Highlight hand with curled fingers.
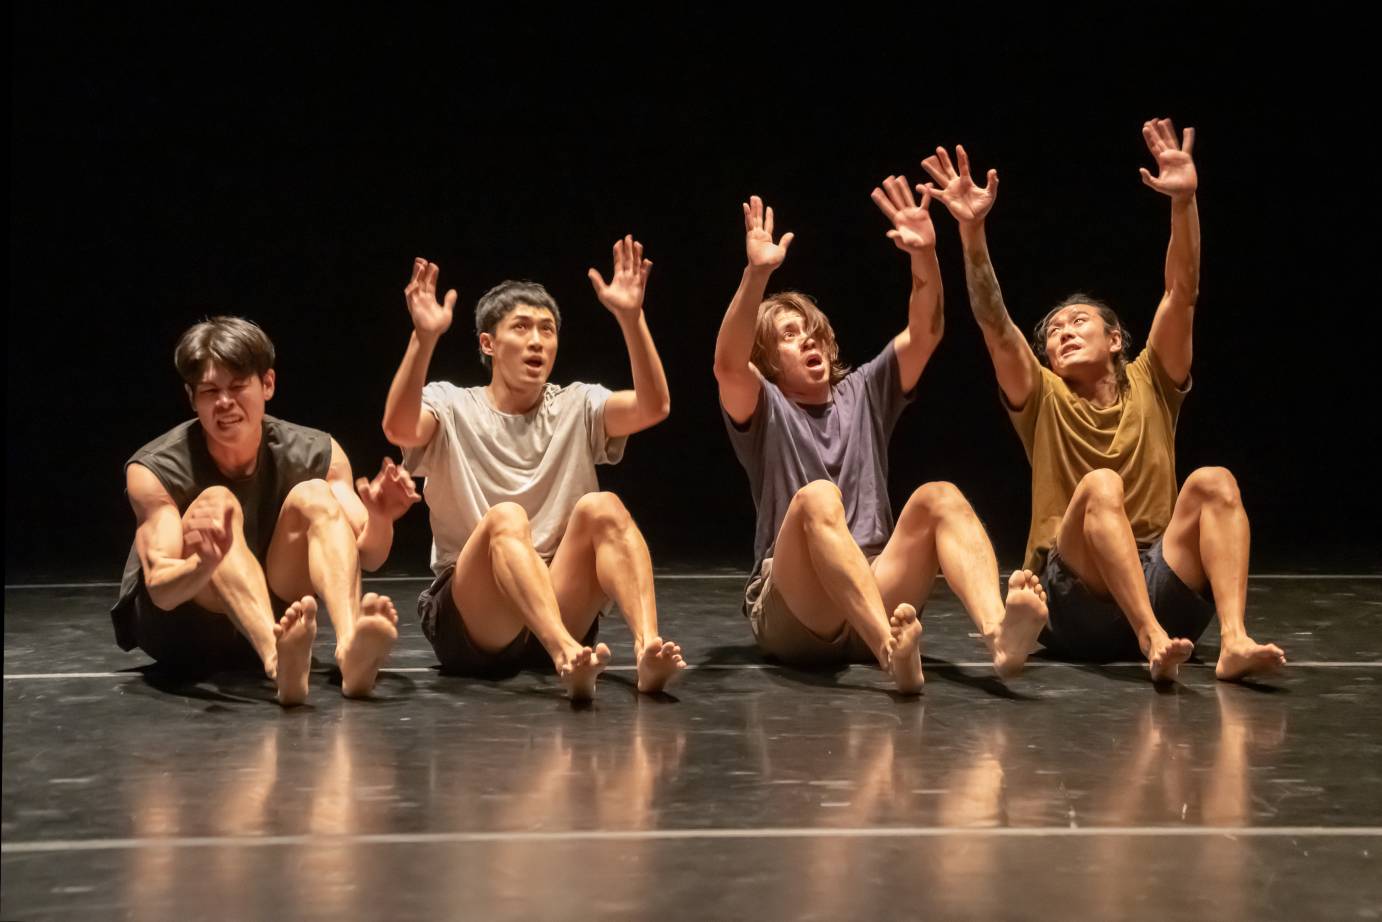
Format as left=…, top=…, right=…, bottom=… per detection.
left=870, top=175, right=937, bottom=254
left=920, top=145, right=999, bottom=228
left=356, top=458, right=422, bottom=522
left=1139, top=117, right=1197, bottom=200
left=404, top=258, right=457, bottom=339
left=183, top=499, right=235, bottom=569
left=743, top=195, right=794, bottom=272
left=588, top=235, right=653, bottom=320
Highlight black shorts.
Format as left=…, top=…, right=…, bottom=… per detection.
left=122, top=584, right=287, bottom=675
left=1038, top=537, right=1216, bottom=661
left=418, top=564, right=600, bottom=679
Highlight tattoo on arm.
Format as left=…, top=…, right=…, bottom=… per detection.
left=964, top=250, right=1012, bottom=333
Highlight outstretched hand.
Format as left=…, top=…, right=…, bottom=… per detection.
left=1140, top=117, right=1197, bottom=200
left=356, top=457, right=421, bottom=522
left=588, top=235, right=653, bottom=320
left=743, top=195, right=794, bottom=271
left=870, top=175, right=936, bottom=254
left=404, top=258, right=457, bottom=339
left=920, top=145, right=999, bottom=227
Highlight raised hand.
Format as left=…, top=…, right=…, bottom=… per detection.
left=920, top=145, right=999, bottom=227
left=404, top=258, right=457, bottom=339
left=1140, top=117, right=1197, bottom=200
left=743, top=195, right=794, bottom=271
left=587, top=235, right=653, bottom=320
left=356, top=457, right=421, bottom=522
left=870, top=175, right=936, bottom=254
left=184, top=502, right=234, bottom=569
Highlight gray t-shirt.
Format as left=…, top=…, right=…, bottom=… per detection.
left=403, top=381, right=627, bottom=574
left=722, top=341, right=915, bottom=573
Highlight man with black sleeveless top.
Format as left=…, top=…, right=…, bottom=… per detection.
left=111, top=317, right=420, bottom=705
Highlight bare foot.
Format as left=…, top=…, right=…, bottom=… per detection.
left=558, top=643, right=611, bottom=702
left=990, top=569, right=1050, bottom=679
left=1216, top=636, right=1287, bottom=681
left=339, top=592, right=398, bottom=698
left=1143, top=631, right=1194, bottom=683
left=274, top=595, right=317, bottom=707
left=635, top=637, right=687, bottom=694
left=887, top=604, right=924, bottom=695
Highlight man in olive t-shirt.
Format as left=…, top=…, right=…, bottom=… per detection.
left=926, top=119, right=1285, bottom=683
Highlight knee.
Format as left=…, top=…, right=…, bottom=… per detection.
left=905, top=481, right=970, bottom=520
left=1184, top=466, right=1241, bottom=507
left=791, top=480, right=844, bottom=524
left=189, top=485, right=242, bottom=517
left=284, top=479, right=342, bottom=521
left=572, top=491, right=632, bottom=535
left=483, top=502, right=532, bottom=540
left=1078, top=469, right=1125, bottom=510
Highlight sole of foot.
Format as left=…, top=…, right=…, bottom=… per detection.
left=275, top=595, right=318, bottom=707
left=636, top=637, right=687, bottom=694
left=889, top=603, right=924, bottom=695
left=993, top=569, right=1049, bottom=680
left=1147, top=635, right=1195, bottom=683
left=561, top=643, right=612, bottom=702
left=340, top=592, right=398, bottom=699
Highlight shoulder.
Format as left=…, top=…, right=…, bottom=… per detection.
left=129, top=419, right=199, bottom=462
left=263, top=415, right=333, bottom=475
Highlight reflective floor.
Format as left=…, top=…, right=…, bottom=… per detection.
left=4, top=572, right=1381, bottom=921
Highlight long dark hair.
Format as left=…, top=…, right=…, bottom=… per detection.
left=1032, top=293, right=1133, bottom=393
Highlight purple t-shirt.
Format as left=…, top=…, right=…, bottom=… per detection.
left=723, top=341, right=915, bottom=572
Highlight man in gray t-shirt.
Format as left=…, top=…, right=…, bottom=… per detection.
left=383, top=236, right=685, bottom=701
left=715, top=187, right=1052, bottom=690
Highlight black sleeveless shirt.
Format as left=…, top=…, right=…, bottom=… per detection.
left=111, top=415, right=332, bottom=649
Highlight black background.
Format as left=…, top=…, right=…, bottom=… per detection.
left=9, top=8, right=1376, bottom=580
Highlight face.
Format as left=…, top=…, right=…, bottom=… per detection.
left=1043, top=305, right=1121, bottom=377
left=188, top=362, right=274, bottom=446
left=481, top=305, right=559, bottom=387
left=772, top=310, right=832, bottom=393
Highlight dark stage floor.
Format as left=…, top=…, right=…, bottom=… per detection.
left=4, top=571, right=1381, bottom=921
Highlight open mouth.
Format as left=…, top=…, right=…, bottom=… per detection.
left=523, top=356, right=545, bottom=371
left=805, top=355, right=824, bottom=370
left=1060, top=343, right=1081, bottom=359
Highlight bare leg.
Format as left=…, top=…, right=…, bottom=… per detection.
left=1160, top=467, right=1286, bottom=681
left=449, top=503, right=608, bottom=701
left=548, top=493, right=685, bottom=694
left=1056, top=469, right=1193, bottom=682
left=770, top=481, right=918, bottom=692
left=265, top=480, right=396, bottom=698
left=272, top=596, right=317, bottom=706
left=872, top=482, right=1048, bottom=678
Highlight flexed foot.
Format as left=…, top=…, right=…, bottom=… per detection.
left=1216, top=636, right=1286, bottom=681
left=559, top=643, right=611, bottom=702
left=274, top=595, right=317, bottom=707
left=339, top=592, right=398, bottom=698
left=1143, top=631, right=1194, bottom=683
left=990, top=570, right=1049, bottom=679
left=635, top=637, right=687, bottom=694
left=887, top=604, right=924, bottom=695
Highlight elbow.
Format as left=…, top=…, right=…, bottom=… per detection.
left=381, top=420, right=417, bottom=450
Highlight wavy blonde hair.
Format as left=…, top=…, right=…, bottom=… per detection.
left=750, top=291, right=850, bottom=386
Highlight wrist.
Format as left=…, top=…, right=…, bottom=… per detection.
left=958, top=219, right=987, bottom=244
left=412, top=329, right=442, bottom=350
left=745, top=264, right=775, bottom=281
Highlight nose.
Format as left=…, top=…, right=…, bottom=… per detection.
left=215, top=392, right=235, bottom=408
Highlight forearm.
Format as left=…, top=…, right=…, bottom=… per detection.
left=143, top=554, right=216, bottom=610
left=714, top=266, right=772, bottom=373
left=958, top=223, right=1021, bottom=345
left=907, top=248, right=944, bottom=339
left=356, top=516, right=394, bottom=572
left=1164, top=196, right=1200, bottom=302
left=617, top=312, right=671, bottom=420
left=382, top=332, right=437, bottom=443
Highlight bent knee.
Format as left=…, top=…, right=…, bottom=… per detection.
left=572, top=491, right=632, bottom=532
left=284, top=479, right=342, bottom=520
left=1184, top=466, right=1241, bottom=506
left=483, top=502, right=532, bottom=538
left=905, top=481, right=970, bottom=518
left=1077, top=468, right=1125, bottom=506
left=791, top=480, right=844, bottom=521
left=191, top=484, right=241, bottom=512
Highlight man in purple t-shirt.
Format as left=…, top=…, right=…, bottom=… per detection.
left=714, top=183, right=1051, bottom=692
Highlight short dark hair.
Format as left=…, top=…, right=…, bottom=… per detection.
left=174, top=316, right=275, bottom=385
left=1032, top=293, right=1133, bottom=392
left=474, top=281, right=561, bottom=369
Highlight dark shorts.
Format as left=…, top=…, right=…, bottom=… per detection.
left=742, top=557, right=879, bottom=667
left=418, top=564, right=600, bottom=679
left=1038, top=537, right=1216, bottom=661
left=122, top=584, right=287, bottom=675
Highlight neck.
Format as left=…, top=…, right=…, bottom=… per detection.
left=204, top=427, right=261, bottom=479
left=486, top=374, right=545, bottom=414
left=1063, top=364, right=1121, bottom=408
left=782, top=379, right=832, bottom=406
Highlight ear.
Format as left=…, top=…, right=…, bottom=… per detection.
left=260, top=369, right=276, bottom=400
left=478, top=332, right=494, bottom=358
left=184, top=383, right=196, bottom=411
left=1108, top=326, right=1123, bottom=356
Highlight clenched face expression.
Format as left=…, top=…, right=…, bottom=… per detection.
left=189, top=362, right=274, bottom=449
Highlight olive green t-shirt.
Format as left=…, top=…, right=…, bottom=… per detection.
left=1008, top=347, right=1189, bottom=572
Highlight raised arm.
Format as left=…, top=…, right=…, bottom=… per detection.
left=1141, top=117, right=1200, bottom=386
left=923, top=145, right=1038, bottom=409
left=588, top=235, right=671, bottom=438
left=128, top=463, right=232, bottom=610
left=382, top=258, right=452, bottom=449
left=325, top=439, right=421, bottom=572
left=870, top=175, right=943, bottom=391
left=713, top=195, right=794, bottom=424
